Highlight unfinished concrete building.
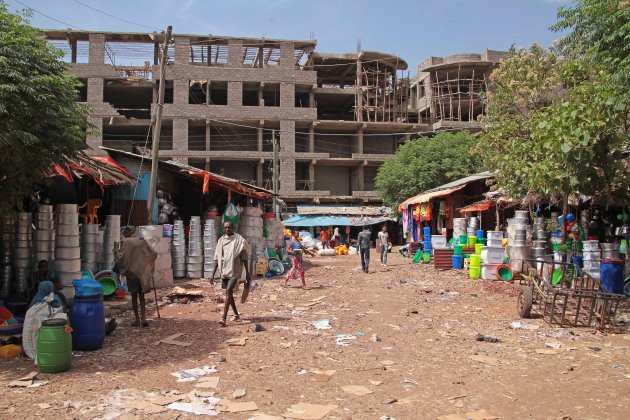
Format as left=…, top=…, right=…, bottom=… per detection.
left=42, top=30, right=427, bottom=209
left=409, top=50, right=506, bottom=131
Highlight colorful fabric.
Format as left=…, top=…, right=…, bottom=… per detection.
left=29, top=281, right=61, bottom=309
left=412, top=204, right=421, bottom=221
left=286, top=255, right=304, bottom=283
left=402, top=208, right=409, bottom=233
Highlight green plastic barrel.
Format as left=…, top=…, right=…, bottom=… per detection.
left=468, top=236, right=477, bottom=247
left=37, top=319, right=72, bottom=373
left=470, top=254, right=481, bottom=268
left=478, top=238, right=487, bottom=245
left=474, top=244, right=483, bottom=255
left=459, top=234, right=467, bottom=245
left=453, top=245, right=463, bottom=255
left=469, top=267, right=480, bottom=280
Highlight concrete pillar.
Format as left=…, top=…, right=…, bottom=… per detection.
left=280, top=82, right=295, bottom=108
left=279, top=42, right=294, bottom=69
left=308, top=125, right=315, bottom=153
left=357, top=164, right=365, bottom=191
left=257, top=160, right=264, bottom=186
left=205, top=119, right=211, bottom=151
left=88, top=33, right=105, bottom=64
left=257, top=126, right=263, bottom=152
left=309, top=160, right=315, bottom=189
left=279, top=158, right=295, bottom=193
left=174, top=79, right=189, bottom=105
left=86, top=116, right=103, bottom=154
left=228, top=81, right=242, bottom=107
left=354, top=125, right=364, bottom=154
left=70, top=38, right=77, bottom=63
left=227, top=40, right=243, bottom=68
left=280, top=120, right=295, bottom=154
left=87, top=78, right=103, bottom=103
left=173, top=118, right=188, bottom=155
left=309, top=85, right=316, bottom=108
left=173, top=35, right=190, bottom=65
left=258, top=83, right=264, bottom=106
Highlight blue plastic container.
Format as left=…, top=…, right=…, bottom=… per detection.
left=600, top=259, right=624, bottom=294
left=572, top=255, right=583, bottom=268
left=476, top=229, right=485, bottom=239
left=452, top=255, right=464, bottom=269
left=71, top=296, right=105, bottom=351
left=72, top=278, right=103, bottom=298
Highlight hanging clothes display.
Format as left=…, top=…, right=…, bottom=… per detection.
left=402, top=208, right=410, bottom=233
left=412, top=204, right=422, bottom=221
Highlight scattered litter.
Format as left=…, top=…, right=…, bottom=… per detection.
left=369, top=380, right=383, bottom=386
left=36, top=403, right=51, bottom=409
left=354, top=331, right=365, bottom=337
left=8, top=372, right=48, bottom=388
left=468, top=355, right=500, bottom=366
left=252, top=323, right=266, bottom=332
left=380, top=360, right=395, bottom=366
left=249, top=413, right=284, bottom=420
left=402, top=377, right=418, bottom=385
left=510, top=321, right=539, bottom=330
left=545, top=342, right=562, bottom=349
left=126, top=400, right=168, bottom=414
left=436, top=408, right=498, bottom=420
left=217, top=400, right=259, bottom=413
left=280, top=342, right=293, bottom=349
left=272, top=326, right=291, bottom=331
left=194, top=377, right=220, bottom=389
left=312, top=319, right=332, bottom=330
left=341, top=385, right=373, bottom=396
left=310, top=369, right=336, bottom=382
left=233, top=389, right=247, bottom=399
left=384, top=323, right=401, bottom=331
left=284, top=402, right=338, bottom=420
left=168, top=401, right=219, bottom=416
left=155, top=333, right=192, bottom=347
left=297, top=369, right=308, bottom=375
left=302, top=330, right=321, bottom=336
left=447, top=395, right=467, bottom=401
left=380, top=398, right=397, bottom=405
left=476, top=334, right=500, bottom=343
left=440, top=292, right=460, bottom=300
left=171, top=366, right=218, bottom=382
left=149, top=394, right=185, bottom=406
left=169, top=286, right=204, bottom=297
left=371, top=333, right=381, bottom=342
left=335, top=334, right=357, bottom=346
left=535, top=349, right=558, bottom=355
left=225, top=337, right=248, bottom=346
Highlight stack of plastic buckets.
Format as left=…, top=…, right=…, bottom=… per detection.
left=470, top=254, right=481, bottom=279
left=422, top=227, right=432, bottom=256
left=452, top=244, right=464, bottom=269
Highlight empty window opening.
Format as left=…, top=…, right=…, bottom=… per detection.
left=209, top=82, right=228, bottom=105
left=295, top=86, right=311, bottom=108
left=48, top=39, right=89, bottom=64
left=261, top=83, right=280, bottom=107
left=103, top=79, right=153, bottom=119
left=189, top=81, right=207, bottom=104
left=76, top=78, right=88, bottom=102
left=242, top=82, right=260, bottom=106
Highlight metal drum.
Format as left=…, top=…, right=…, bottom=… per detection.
left=56, top=223, right=80, bottom=236
left=35, top=230, right=55, bottom=241
left=56, top=235, right=79, bottom=248
left=56, top=270, right=82, bottom=287
left=55, top=247, right=80, bottom=260
left=55, top=258, right=81, bottom=272
left=57, top=204, right=78, bottom=213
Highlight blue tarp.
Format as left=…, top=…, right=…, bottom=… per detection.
left=283, top=215, right=352, bottom=227
left=283, top=215, right=391, bottom=227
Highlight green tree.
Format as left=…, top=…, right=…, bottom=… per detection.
left=375, top=131, right=481, bottom=209
left=0, top=2, right=89, bottom=217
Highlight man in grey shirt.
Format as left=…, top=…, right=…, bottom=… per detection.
left=378, top=225, right=389, bottom=267
left=357, top=226, right=372, bottom=273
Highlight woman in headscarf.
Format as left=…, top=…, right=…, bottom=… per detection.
left=29, top=280, right=61, bottom=309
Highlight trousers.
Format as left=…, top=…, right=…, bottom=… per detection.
left=360, top=247, right=370, bottom=270
left=380, top=245, right=388, bottom=265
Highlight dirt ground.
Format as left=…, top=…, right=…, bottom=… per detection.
left=1, top=249, right=629, bottom=419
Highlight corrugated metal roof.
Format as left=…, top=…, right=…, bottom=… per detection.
left=296, top=205, right=393, bottom=217
left=426, top=171, right=493, bottom=192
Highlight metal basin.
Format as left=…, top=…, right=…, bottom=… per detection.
left=56, top=235, right=80, bottom=247
left=37, top=220, right=55, bottom=230
left=81, top=224, right=99, bottom=234
left=35, top=240, right=55, bottom=252
left=14, top=248, right=31, bottom=259
left=57, top=204, right=78, bottom=213
left=54, top=258, right=81, bottom=272
left=57, top=223, right=80, bottom=235
left=56, top=270, right=82, bottom=286
left=187, top=255, right=203, bottom=264
left=35, top=230, right=55, bottom=241
left=55, top=246, right=81, bottom=259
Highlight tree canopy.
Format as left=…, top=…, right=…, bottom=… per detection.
left=375, top=131, right=481, bottom=209
left=0, top=2, right=89, bottom=217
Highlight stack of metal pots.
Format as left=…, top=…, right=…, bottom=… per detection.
left=582, top=240, right=601, bottom=279
left=101, top=215, right=120, bottom=271
left=81, top=224, right=100, bottom=274
left=466, top=217, right=479, bottom=237
left=187, top=216, right=203, bottom=278
left=172, top=220, right=186, bottom=278
left=14, top=212, right=33, bottom=294
left=34, top=205, right=55, bottom=264
left=203, top=216, right=220, bottom=278
left=453, top=218, right=468, bottom=241
left=600, top=243, right=619, bottom=260
left=55, top=205, right=81, bottom=297
left=0, top=217, right=14, bottom=298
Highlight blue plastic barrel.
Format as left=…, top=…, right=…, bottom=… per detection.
left=600, top=259, right=624, bottom=294
left=452, top=255, right=464, bottom=269
left=572, top=255, right=583, bottom=268
left=476, top=229, right=485, bottom=239
left=71, top=296, right=105, bottom=351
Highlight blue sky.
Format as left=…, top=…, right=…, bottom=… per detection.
left=8, top=0, right=572, bottom=72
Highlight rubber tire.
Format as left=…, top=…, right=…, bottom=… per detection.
left=518, top=285, right=533, bottom=318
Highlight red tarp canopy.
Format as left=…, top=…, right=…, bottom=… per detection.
left=184, top=169, right=272, bottom=200
left=49, top=155, right=136, bottom=191
left=398, top=185, right=466, bottom=211
left=459, top=199, right=494, bottom=213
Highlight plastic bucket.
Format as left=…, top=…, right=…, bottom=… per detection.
left=470, top=254, right=481, bottom=268
left=453, top=245, right=463, bottom=255
left=496, top=264, right=513, bottom=281
left=422, top=253, right=431, bottom=263
left=459, top=234, right=468, bottom=245
left=476, top=229, right=485, bottom=239
left=469, top=267, right=480, bottom=280
left=97, top=277, right=117, bottom=296
left=601, top=259, right=624, bottom=294
left=452, top=255, right=464, bottom=269
left=474, top=244, right=483, bottom=255
left=478, top=238, right=487, bottom=245
left=572, top=255, right=583, bottom=268
left=468, top=236, right=477, bottom=247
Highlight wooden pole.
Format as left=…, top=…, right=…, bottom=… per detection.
left=272, top=130, right=279, bottom=213
left=147, top=26, right=173, bottom=225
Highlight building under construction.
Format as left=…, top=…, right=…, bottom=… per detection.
left=41, top=29, right=503, bottom=208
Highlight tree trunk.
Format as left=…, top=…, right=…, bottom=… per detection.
left=561, top=193, right=569, bottom=263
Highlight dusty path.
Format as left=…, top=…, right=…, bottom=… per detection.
left=1, top=250, right=629, bottom=419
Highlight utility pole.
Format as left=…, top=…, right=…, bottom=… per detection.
left=272, top=129, right=279, bottom=213
left=147, top=26, right=173, bottom=225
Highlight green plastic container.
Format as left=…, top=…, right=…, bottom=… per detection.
left=468, top=236, right=477, bottom=247
left=97, top=277, right=117, bottom=296
left=478, top=238, right=487, bottom=245
left=411, top=249, right=423, bottom=263
left=422, top=252, right=431, bottom=263
left=474, top=244, right=483, bottom=255
left=552, top=268, right=563, bottom=286
left=453, top=245, right=463, bottom=255
left=470, top=254, right=481, bottom=268
left=469, top=267, right=480, bottom=280
left=463, top=254, right=472, bottom=259
left=37, top=319, right=72, bottom=373
left=496, top=264, right=513, bottom=281
left=459, top=234, right=467, bottom=245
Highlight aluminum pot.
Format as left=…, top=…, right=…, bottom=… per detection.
left=16, top=224, right=32, bottom=234
left=38, top=205, right=53, bottom=213
left=56, top=223, right=80, bottom=236
left=57, top=204, right=78, bottom=213
left=55, top=246, right=81, bottom=259
left=81, top=224, right=99, bottom=234
left=187, top=255, right=203, bottom=264
left=81, top=251, right=100, bottom=262
left=14, top=258, right=32, bottom=268
left=35, top=230, right=55, bottom=241
left=36, top=220, right=55, bottom=230
left=36, top=213, right=55, bottom=221
left=14, top=247, right=31, bottom=259
left=35, top=252, right=54, bottom=262
left=17, top=212, right=31, bottom=221
left=16, top=232, right=32, bottom=242
left=54, top=258, right=81, bottom=272
left=35, top=240, right=55, bottom=252
left=56, top=235, right=80, bottom=248
left=600, top=243, right=617, bottom=251
left=602, top=250, right=620, bottom=259
left=188, top=249, right=202, bottom=257
left=56, top=270, right=82, bottom=286
left=81, top=242, right=99, bottom=253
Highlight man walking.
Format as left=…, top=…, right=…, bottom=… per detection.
left=357, top=225, right=372, bottom=273
left=212, top=221, right=251, bottom=326
left=114, top=226, right=158, bottom=327
left=378, top=225, right=389, bottom=267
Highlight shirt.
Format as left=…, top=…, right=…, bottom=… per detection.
left=334, top=227, right=340, bottom=237
left=357, top=230, right=372, bottom=249
left=214, top=233, right=249, bottom=280
left=378, top=231, right=389, bottom=246
left=320, top=230, right=328, bottom=242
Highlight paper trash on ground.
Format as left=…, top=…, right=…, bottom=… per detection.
left=335, top=334, right=357, bottom=346
left=284, top=402, right=338, bottom=420
left=312, top=319, right=332, bottom=330
left=171, top=365, right=218, bottom=382
left=168, top=401, right=220, bottom=416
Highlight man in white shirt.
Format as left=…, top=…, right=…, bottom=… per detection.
left=377, top=225, right=389, bottom=266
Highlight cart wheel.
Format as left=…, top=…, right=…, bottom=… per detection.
left=518, top=285, right=533, bottom=318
